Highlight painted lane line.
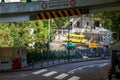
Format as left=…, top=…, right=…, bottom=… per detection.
left=98, top=63, right=108, bottom=67
left=0, top=73, right=28, bottom=78
left=68, top=66, right=88, bottom=74
left=0, top=75, right=19, bottom=78
left=68, top=76, right=80, bottom=80
left=21, top=74, right=29, bottom=76
left=43, top=71, right=57, bottom=77
left=89, top=65, right=95, bottom=67
left=32, top=69, right=47, bottom=75
left=55, top=73, right=68, bottom=79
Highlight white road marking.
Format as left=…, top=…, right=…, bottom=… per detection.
left=0, top=73, right=28, bottom=78
left=21, top=74, right=29, bottom=76
left=89, top=65, right=95, bottom=67
left=68, top=76, right=80, bottom=80
left=68, top=66, right=88, bottom=74
left=32, top=69, right=47, bottom=75
left=98, top=63, right=108, bottom=67
left=68, top=62, right=109, bottom=74
left=55, top=73, right=68, bottom=79
left=43, top=71, right=57, bottom=77
left=0, top=75, right=19, bottom=78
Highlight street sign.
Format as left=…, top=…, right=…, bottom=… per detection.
left=70, top=0, right=76, bottom=6
left=41, top=2, right=48, bottom=9
left=36, top=9, right=81, bottom=19
left=39, top=0, right=71, bottom=10
left=66, top=42, right=75, bottom=49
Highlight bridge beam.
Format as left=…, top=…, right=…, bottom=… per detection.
left=0, top=0, right=120, bottom=22
left=0, top=0, right=119, bottom=15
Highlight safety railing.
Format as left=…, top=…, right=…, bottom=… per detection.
left=18, top=48, right=110, bottom=71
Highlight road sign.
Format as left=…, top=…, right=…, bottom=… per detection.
left=70, top=0, right=76, bottom=6
left=41, top=2, right=48, bottom=9
left=66, top=42, right=75, bottom=49
left=36, top=9, right=81, bottom=19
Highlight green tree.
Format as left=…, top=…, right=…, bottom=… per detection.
left=94, top=11, right=120, bottom=40
left=0, top=23, right=14, bottom=47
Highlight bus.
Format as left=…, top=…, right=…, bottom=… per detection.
left=65, top=34, right=88, bottom=44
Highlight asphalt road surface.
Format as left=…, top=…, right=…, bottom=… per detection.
left=0, top=59, right=110, bottom=80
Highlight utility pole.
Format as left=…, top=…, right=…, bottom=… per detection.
left=47, top=19, right=50, bottom=65
left=48, top=19, right=50, bottom=51
left=67, top=16, right=71, bottom=62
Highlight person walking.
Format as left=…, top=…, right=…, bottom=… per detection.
left=115, top=64, right=120, bottom=79
left=108, top=66, right=112, bottom=80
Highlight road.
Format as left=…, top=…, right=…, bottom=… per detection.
left=0, top=59, right=110, bottom=80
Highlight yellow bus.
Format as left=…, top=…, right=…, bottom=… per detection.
left=65, top=34, right=88, bottom=44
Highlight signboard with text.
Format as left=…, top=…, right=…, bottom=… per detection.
left=40, top=0, right=76, bottom=10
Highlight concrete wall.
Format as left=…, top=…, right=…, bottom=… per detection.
left=0, top=58, right=12, bottom=71
left=0, top=47, right=27, bottom=71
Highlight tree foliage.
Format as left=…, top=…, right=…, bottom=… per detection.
left=0, top=17, right=68, bottom=49
left=94, top=11, right=120, bottom=40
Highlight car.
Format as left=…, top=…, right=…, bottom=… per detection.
left=100, top=54, right=105, bottom=59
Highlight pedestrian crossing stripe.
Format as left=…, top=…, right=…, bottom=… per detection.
left=36, top=8, right=88, bottom=19
left=43, top=71, right=57, bottom=77
left=68, top=76, right=80, bottom=80
left=55, top=73, right=68, bottom=79
left=32, top=69, right=47, bottom=75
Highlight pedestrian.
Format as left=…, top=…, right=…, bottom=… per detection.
left=115, top=64, right=120, bottom=79
left=108, top=66, right=112, bottom=80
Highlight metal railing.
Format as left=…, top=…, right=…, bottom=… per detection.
left=18, top=48, right=110, bottom=71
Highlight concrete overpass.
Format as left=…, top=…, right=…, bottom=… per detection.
left=0, top=0, right=120, bottom=22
